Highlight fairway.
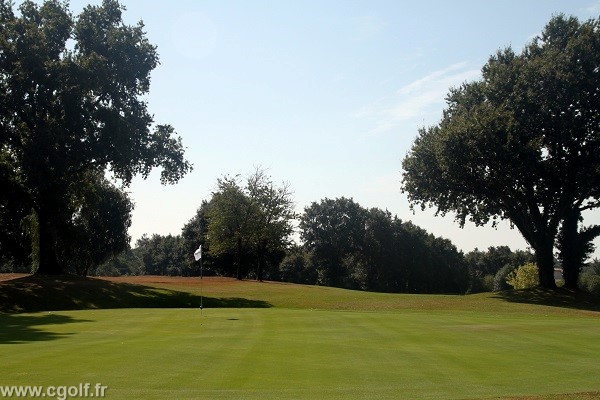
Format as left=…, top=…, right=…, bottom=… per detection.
left=2, top=291, right=600, bottom=400
left=4, top=1, right=600, bottom=399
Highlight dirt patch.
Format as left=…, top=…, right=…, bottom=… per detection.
left=0, top=273, right=29, bottom=282
left=99, top=275, right=237, bottom=287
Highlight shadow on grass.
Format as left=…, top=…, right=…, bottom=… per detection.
left=493, top=288, right=600, bottom=312
left=495, top=390, right=600, bottom=399
left=0, top=313, right=93, bottom=344
left=0, top=275, right=272, bottom=313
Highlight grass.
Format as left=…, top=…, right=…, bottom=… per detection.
left=0, top=275, right=270, bottom=313
left=1, top=274, right=599, bottom=400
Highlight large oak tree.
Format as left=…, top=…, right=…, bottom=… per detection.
left=402, top=15, right=600, bottom=289
left=0, top=0, right=191, bottom=274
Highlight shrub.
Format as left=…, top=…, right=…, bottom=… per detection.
left=494, top=264, right=516, bottom=291
left=482, top=274, right=495, bottom=292
left=579, top=262, right=600, bottom=296
left=278, top=250, right=317, bottom=285
left=580, top=275, right=600, bottom=296
left=506, top=263, right=539, bottom=289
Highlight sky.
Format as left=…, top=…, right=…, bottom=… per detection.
left=29, top=0, right=600, bottom=256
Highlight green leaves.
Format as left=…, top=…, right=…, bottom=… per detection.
left=205, top=169, right=295, bottom=279
left=151, top=124, right=193, bottom=185
left=299, top=198, right=468, bottom=292
left=59, top=172, right=133, bottom=275
left=0, top=0, right=191, bottom=274
left=402, top=14, right=600, bottom=288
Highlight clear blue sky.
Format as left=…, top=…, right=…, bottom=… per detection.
left=35, top=0, right=600, bottom=256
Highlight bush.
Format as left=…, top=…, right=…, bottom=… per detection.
left=482, top=274, right=495, bottom=292
left=579, top=262, right=600, bottom=296
left=580, top=275, right=600, bottom=296
left=278, top=250, right=317, bottom=285
left=493, top=264, right=515, bottom=291
left=506, top=263, right=539, bottom=289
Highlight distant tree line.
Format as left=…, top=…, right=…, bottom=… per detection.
left=6, top=168, right=600, bottom=295
left=87, top=170, right=540, bottom=295
left=294, top=198, right=469, bottom=293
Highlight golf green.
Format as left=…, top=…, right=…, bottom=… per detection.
left=2, top=307, right=599, bottom=399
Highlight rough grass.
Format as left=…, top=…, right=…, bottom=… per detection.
left=1, top=274, right=599, bottom=400
left=106, top=275, right=600, bottom=313
left=3, top=274, right=597, bottom=314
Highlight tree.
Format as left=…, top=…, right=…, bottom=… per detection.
left=278, top=245, right=317, bottom=285
left=246, top=168, right=295, bottom=281
left=494, top=264, right=516, bottom=292
left=359, top=208, right=399, bottom=291
left=506, top=263, right=539, bottom=290
left=206, top=176, right=256, bottom=279
left=205, top=170, right=295, bottom=280
left=579, top=259, right=600, bottom=296
left=0, top=154, right=32, bottom=271
left=180, top=200, right=211, bottom=276
left=94, top=245, right=144, bottom=276
left=0, top=0, right=191, bottom=275
left=402, top=15, right=600, bottom=289
left=135, top=234, right=186, bottom=276
left=464, top=246, right=534, bottom=292
left=396, top=220, right=467, bottom=293
left=557, top=208, right=600, bottom=289
left=57, top=172, right=133, bottom=276
left=299, top=197, right=366, bottom=286
left=298, top=198, right=467, bottom=293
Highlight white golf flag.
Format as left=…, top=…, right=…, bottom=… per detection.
left=194, top=245, right=202, bottom=261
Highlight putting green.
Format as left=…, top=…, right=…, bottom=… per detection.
left=1, top=307, right=599, bottom=399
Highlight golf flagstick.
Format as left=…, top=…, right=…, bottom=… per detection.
left=194, top=244, right=203, bottom=314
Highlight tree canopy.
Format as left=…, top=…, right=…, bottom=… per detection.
left=299, top=197, right=468, bottom=293
left=402, top=15, right=600, bottom=289
left=205, top=169, right=295, bottom=280
left=0, top=0, right=191, bottom=274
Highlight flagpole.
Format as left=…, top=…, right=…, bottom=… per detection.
left=200, top=246, right=203, bottom=312
left=194, top=244, right=204, bottom=314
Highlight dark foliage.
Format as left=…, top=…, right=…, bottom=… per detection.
left=464, top=246, right=535, bottom=292
left=298, top=198, right=468, bottom=294
left=402, top=15, right=600, bottom=288
left=0, top=0, right=191, bottom=275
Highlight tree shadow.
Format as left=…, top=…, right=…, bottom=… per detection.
left=0, top=313, right=92, bottom=344
left=0, top=275, right=272, bottom=313
left=203, top=297, right=271, bottom=308
left=492, top=288, right=600, bottom=312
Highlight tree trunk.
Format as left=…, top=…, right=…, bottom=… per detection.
left=558, top=209, right=600, bottom=290
left=235, top=259, right=241, bottom=280
left=510, top=215, right=557, bottom=289
left=535, top=240, right=557, bottom=289
left=35, top=209, right=62, bottom=275
left=256, top=242, right=266, bottom=282
left=235, top=237, right=243, bottom=280
left=562, top=262, right=579, bottom=290
left=560, top=208, right=580, bottom=290
left=256, top=258, right=263, bottom=282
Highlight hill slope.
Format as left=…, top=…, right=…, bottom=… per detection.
left=1, top=274, right=598, bottom=314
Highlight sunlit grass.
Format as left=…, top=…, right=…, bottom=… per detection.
left=1, top=275, right=599, bottom=399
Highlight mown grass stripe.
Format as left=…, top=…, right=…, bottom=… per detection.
left=1, top=275, right=599, bottom=399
